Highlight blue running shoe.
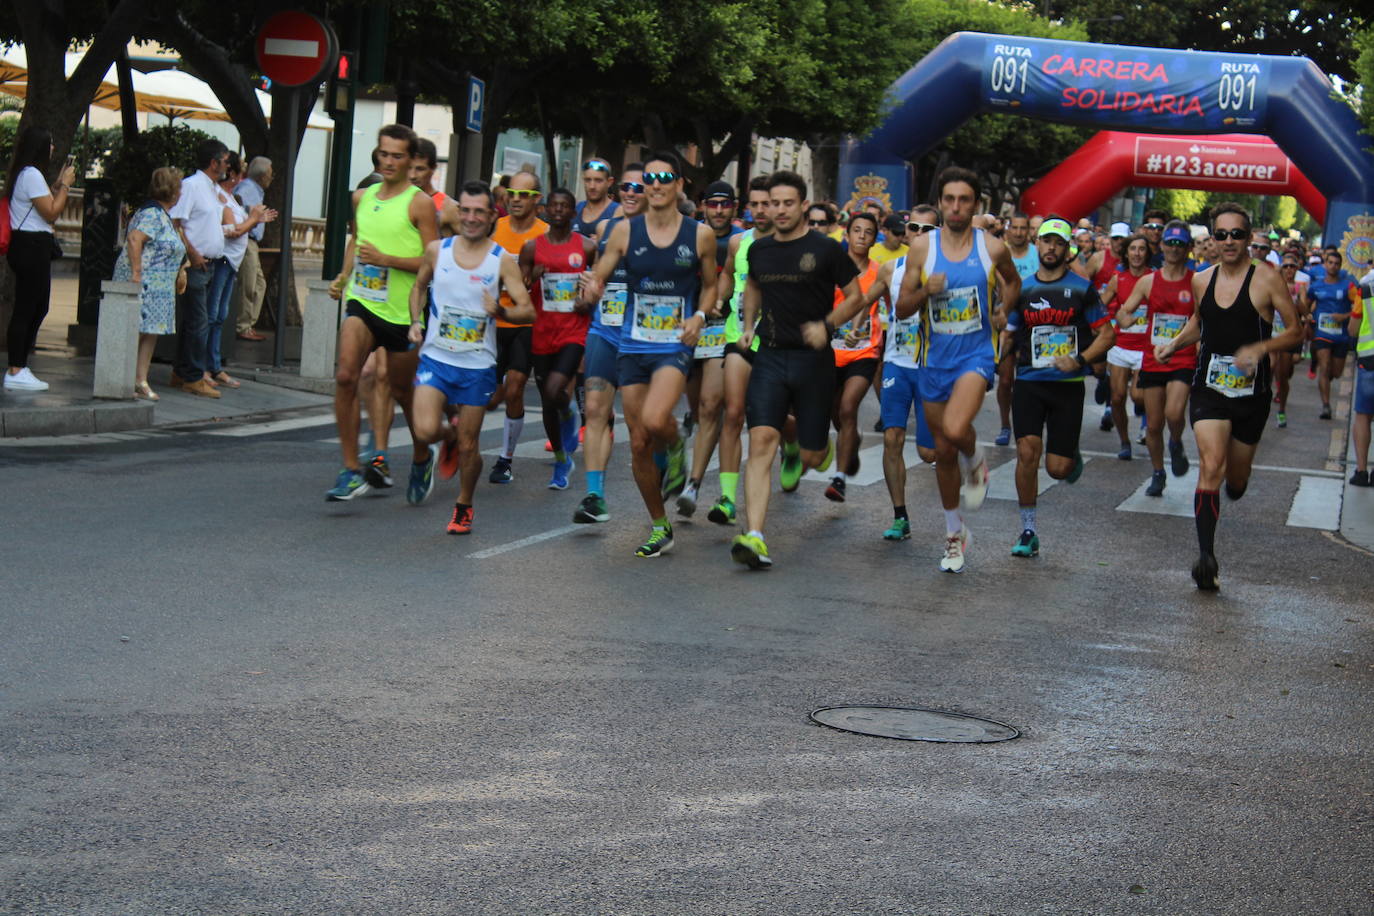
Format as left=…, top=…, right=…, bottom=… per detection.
left=549, top=454, right=573, bottom=490
left=407, top=445, right=438, bottom=505
left=994, top=427, right=1011, bottom=447
left=560, top=406, right=580, bottom=456
left=326, top=468, right=371, bottom=502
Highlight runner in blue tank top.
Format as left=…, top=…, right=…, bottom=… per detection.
left=895, top=166, right=1021, bottom=574
left=582, top=150, right=716, bottom=558
left=574, top=164, right=645, bottom=525
left=572, top=157, right=620, bottom=237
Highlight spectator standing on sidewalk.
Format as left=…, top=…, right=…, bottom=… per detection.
left=170, top=138, right=230, bottom=399
left=4, top=126, right=76, bottom=392
left=113, top=167, right=186, bottom=400
left=233, top=155, right=272, bottom=342
left=209, top=152, right=276, bottom=390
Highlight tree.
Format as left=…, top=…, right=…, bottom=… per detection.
left=1150, top=188, right=1212, bottom=222
left=1272, top=195, right=1298, bottom=231
left=1355, top=23, right=1374, bottom=138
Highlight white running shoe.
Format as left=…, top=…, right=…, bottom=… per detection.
left=960, top=451, right=989, bottom=511
left=3, top=367, right=49, bottom=391
left=940, top=526, right=970, bottom=573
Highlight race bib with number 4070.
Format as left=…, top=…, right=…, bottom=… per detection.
left=695, top=319, right=727, bottom=358
left=1030, top=325, right=1078, bottom=369
left=1204, top=354, right=1256, bottom=398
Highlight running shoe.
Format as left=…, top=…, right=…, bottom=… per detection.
left=731, top=532, right=772, bottom=569
left=1320, top=404, right=1332, bottom=420
left=1145, top=469, right=1167, bottom=497
left=365, top=452, right=393, bottom=489
left=489, top=456, right=513, bottom=484
left=1010, top=529, right=1039, bottom=557
left=1117, top=445, right=1132, bottom=460
left=1099, top=407, right=1113, bottom=432
left=939, top=526, right=970, bottom=573
left=1349, top=469, right=1371, bottom=487
left=544, top=439, right=553, bottom=452
left=994, top=427, right=1011, bottom=447
left=1137, top=417, right=1147, bottom=445
left=438, top=434, right=460, bottom=480
left=825, top=476, right=846, bottom=502
left=779, top=442, right=803, bottom=492
left=1094, top=375, right=1109, bottom=405
left=407, top=446, right=439, bottom=505
left=960, top=452, right=989, bottom=511
left=661, top=439, right=687, bottom=499
left=707, top=496, right=737, bottom=525
left=446, top=504, right=474, bottom=535
left=635, top=524, right=674, bottom=558
left=682, top=410, right=696, bottom=437
left=883, top=518, right=911, bottom=541
left=845, top=439, right=861, bottom=477
left=1276, top=411, right=1287, bottom=428
left=676, top=481, right=699, bottom=517
left=1169, top=439, right=1190, bottom=477
left=1065, top=451, right=1085, bottom=484
left=574, top=493, right=610, bottom=523
left=1191, top=553, right=1220, bottom=591
left=325, top=468, right=371, bottom=502
left=873, top=417, right=884, bottom=433
left=1307, top=367, right=1316, bottom=380
left=548, top=455, right=574, bottom=490
left=816, top=437, right=835, bottom=474
left=561, top=406, right=580, bottom=455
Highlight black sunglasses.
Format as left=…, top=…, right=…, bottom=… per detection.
left=619, top=181, right=644, bottom=194
left=583, top=160, right=611, bottom=172
left=808, top=219, right=831, bottom=227
left=1212, top=228, right=1249, bottom=241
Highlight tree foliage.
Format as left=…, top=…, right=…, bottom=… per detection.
left=101, top=123, right=214, bottom=207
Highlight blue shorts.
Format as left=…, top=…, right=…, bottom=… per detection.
left=414, top=356, right=497, bottom=407
left=918, top=358, right=996, bottom=403
left=879, top=363, right=934, bottom=449
left=616, top=349, right=692, bottom=386
left=1356, top=366, right=1374, bottom=416
left=584, top=332, right=620, bottom=387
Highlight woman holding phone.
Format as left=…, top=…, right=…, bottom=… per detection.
left=4, top=126, right=76, bottom=391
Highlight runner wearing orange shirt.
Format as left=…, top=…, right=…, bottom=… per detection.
left=825, top=211, right=884, bottom=502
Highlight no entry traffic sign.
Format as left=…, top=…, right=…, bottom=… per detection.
left=256, top=12, right=337, bottom=87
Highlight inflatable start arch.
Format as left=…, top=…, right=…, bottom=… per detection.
left=841, top=32, right=1374, bottom=268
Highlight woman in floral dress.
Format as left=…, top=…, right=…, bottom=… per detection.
left=113, top=167, right=185, bottom=400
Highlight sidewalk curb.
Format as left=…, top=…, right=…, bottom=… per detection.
left=235, top=365, right=334, bottom=397
left=1, top=400, right=153, bottom=438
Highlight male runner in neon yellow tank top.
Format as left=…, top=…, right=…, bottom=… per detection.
left=326, top=124, right=440, bottom=502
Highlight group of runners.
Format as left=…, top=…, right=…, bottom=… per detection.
left=320, top=123, right=1360, bottom=591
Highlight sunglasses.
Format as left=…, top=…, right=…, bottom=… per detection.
left=643, top=171, right=678, bottom=185
left=619, top=181, right=644, bottom=194
left=1142, top=223, right=1164, bottom=231
left=1250, top=243, right=1271, bottom=250
left=507, top=189, right=540, bottom=199
left=1162, top=239, right=1189, bottom=247
left=1212, top=228, right=1249, bottom=241
left=808, top=219, right=832, bottom=227
left=907, top=223, right=936, bottom=234
left=583, top=160, right=611, bottom=172
left=1281, top=262, right=1299, bottom=269
left=704, top=199, right=735, bottom=209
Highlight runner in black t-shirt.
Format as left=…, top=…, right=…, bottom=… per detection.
left=730, top=170, right=864, bottom=569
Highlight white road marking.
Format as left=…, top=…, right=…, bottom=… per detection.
left=205, top=413, right=337, bottom=437
left=466, top=524, right=582, bottom=559
left=1286, top=475, right=1343, bottom=530
left=1115, top=467, right=1199, bottom=518
left=986, top=457, right=1090, bottom=501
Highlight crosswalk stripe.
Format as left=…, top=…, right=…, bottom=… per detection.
left=1286, top=475, right=1343, bottom=530
left=1115, top=468, right=1198, bottom=518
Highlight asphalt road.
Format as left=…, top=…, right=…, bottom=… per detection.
left=2, top=373, right=1371, bottom=914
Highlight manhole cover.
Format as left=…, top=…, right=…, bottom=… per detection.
left=810, top=705, right=1020, bottom=743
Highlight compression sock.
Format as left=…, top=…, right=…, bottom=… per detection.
left=554, top=449, right=568, bottom=463
left=719, top=471, right=739, bottom=502
left=1194, top=488, right=1220, bottom=556
left=587, top=470, right=605, bottom=496
left=1020, top=505, right=1037, bottom=533
left=893, top=505, right=908, bottom=520
left=502, top=416, right=524, bottom=459
left=943, top=509, right=963, bottom=536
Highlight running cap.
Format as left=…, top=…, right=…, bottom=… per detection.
left=1109, top=221, right=1131, bottom=238
left=882, top=214, right=905, bottom=233
left=703, top=180, right=735, bottom=201
left=1038, top=218, right=1073, bottom=241
left=1163, top=224, right=1191, bottom=244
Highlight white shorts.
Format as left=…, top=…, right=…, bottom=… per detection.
left=1107, top=346, right=1143, bottom=370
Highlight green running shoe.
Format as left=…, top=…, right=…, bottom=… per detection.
left=1065, top=450, right=1085, bottom=484
left=731, top=532, right=772, bottom=569
left=407, top=445, right=438, bottom=505
left=573, top=493, right=609, bottom=524
left=326, top=468, right=371, bottom=502
left=1010, top=529, right=1040, bottom=557
left=882, top=518, right=911, bottom=541
left=816, top=436, right=835, bottom=474
left=779, top=443, right=802, bottom=492
left=706, top=496, right=737, bottom=525
left=660, top=439, right=687, bottom=499
left=635, top=524, right=674, bottom=558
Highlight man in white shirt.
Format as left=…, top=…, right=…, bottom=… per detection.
left=170, top=139, right=230, bottom=398
left=233, top=156, right=272, bottom=341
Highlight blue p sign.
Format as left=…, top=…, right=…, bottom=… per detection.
left=466, top=76, right=485, bottom=133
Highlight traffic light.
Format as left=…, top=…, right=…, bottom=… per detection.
left=324, top=51, right=353, bottom=117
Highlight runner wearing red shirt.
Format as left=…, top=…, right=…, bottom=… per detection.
left=1101, top=234, right=1151, bottom=459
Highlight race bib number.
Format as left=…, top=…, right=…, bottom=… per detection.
left=832, top=319, right=869, bottom=352
left=890, top=315, right=921, bottom=361
left=352, top=263, right=389, bottom=303
left=1120, top=312, right=1148, bottom=334
left=631, top=294, right=685, bottom=343
left=1151, top=312, right=1186, bottom=345
left=598, top=282, right=627, bottom=327
left=1317, top=312, right=1343, bottom=334
left=1030, top=325, right=1078, bottom=369
left=930, top=286, right=982, bottom=335
left=541, top=272, right=580, bottom=314
left=695, top=319, right=726, bottom=359
left=1271, top=313, right=1286, bottom=337
left=435, top=305, right=487, bottom=353
left=1205, top=354, right=1256, bottom=398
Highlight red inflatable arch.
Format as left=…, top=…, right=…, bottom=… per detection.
left=1019, top=130, right=1326, bottom=224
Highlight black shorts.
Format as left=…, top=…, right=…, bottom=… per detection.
left=345, top=300, right=412, bottom=353
left=745, top=347, right=835, bottom=451
left=1189, top=388, right=1271, bottom=446
left=836, top=357, right=878, bottom=386
left=1012, top=379, right=1084, bottom=458
left=496, top=325, right=533, bottom=378
left=724, top=341, right=755, bottom=365
left=1312, top=338, right=1350, bottom=359
left=1138, top=368, right=1194, bottom=388
left=531, top=343, right=584, bottom=388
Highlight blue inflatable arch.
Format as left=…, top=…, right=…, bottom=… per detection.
left=841, top=32, right=1374, bottom=268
